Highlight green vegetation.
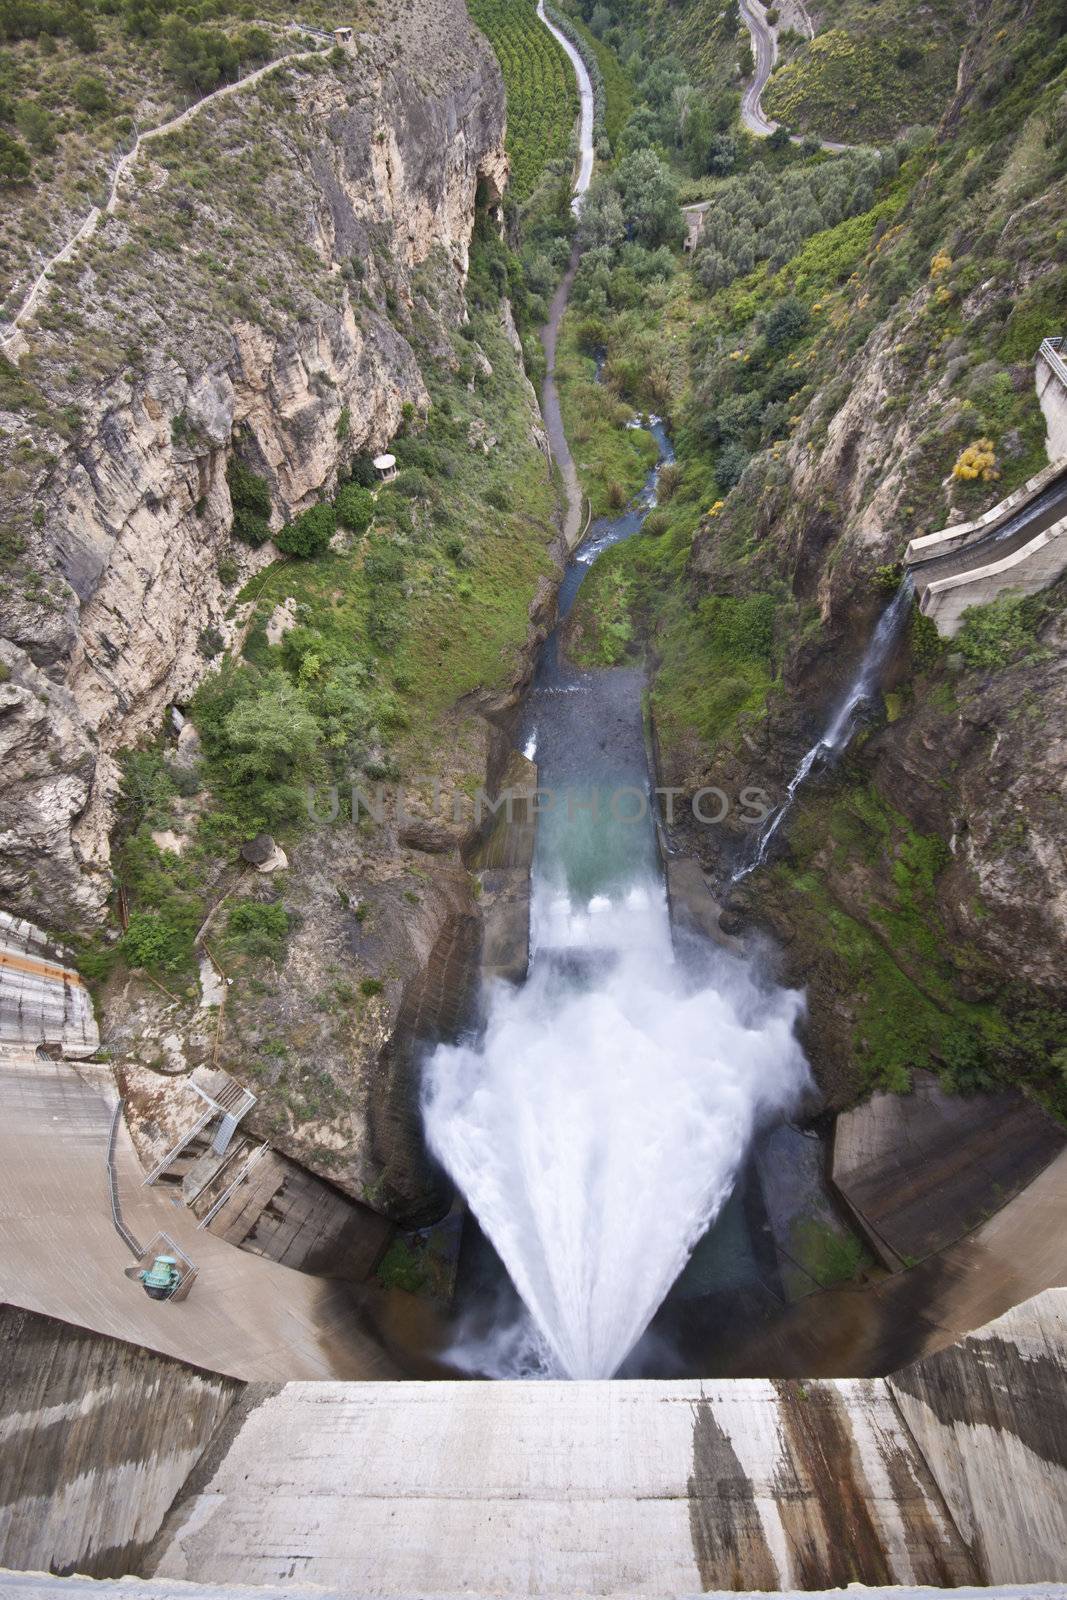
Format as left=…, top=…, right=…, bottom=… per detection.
left=790, top=1217, right=870, bottom=1287
left=565, top=542, right=634, bottom=664
left=227, top=458, right=272, bottom=547
left=547, top=2, right=631, bottom=151
left=224, top=899, right=290, bottom=962
left=955, top=594, right=1047, bottom=670
left=276, top=502, right=335, bottom=558
left=556, top=324, right=659, bottom=515
left=770, top=778, right=1067, bottom=1107
left=652, top=591, right=778, bottom=750
left=764, top=28, right=959, bottom=144
left=467, top=0, right=579, bottom=199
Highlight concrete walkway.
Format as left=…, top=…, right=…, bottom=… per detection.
left=0, top=1053, right=397, bottom=1381
left=143, top=1292, right=1067, bottom=1592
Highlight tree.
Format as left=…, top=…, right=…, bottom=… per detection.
left=223, top=671, right=321, bottom=783
left=615, top=148, right=684, bottom=250
left=767, top=124, right=791, bottom=151
left=227, top=458, right=272, bottom=546
left=716, top=441, right=750, bottom=490
left=763, top=294, right=810, bottom=349
left=577, top=175, right=625, bottom=251
left=276, top=503, right=336, bottom=558
left=0, top=128, right=31, bottom=184
left=706, top=132, right=738, bottom=176
left=335, top=482, right=373, bottom=532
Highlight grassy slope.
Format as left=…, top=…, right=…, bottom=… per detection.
left=763, top=0, right=968, bottom=141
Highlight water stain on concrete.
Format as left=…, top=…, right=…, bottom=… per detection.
left=686, top=1397, right=778, bottom=1590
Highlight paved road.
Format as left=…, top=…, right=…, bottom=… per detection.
left=534, top=0, right=598, bottom=549
left=738, top=0, right=853, bottom=153
left=740, top=0, right=778, bottom=136
left=536, top=1, right=594, bottom=213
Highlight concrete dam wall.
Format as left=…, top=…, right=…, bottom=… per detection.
left=137, top=1290, right=1067, bottom=1595
left=0, top=1305, right=242, bottom=1580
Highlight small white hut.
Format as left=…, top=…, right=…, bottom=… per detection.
left=373, top=453, right=397, bottom=483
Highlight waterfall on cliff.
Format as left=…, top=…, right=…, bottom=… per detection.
left=734, top=577, right=915, bottom=881
left=423, top=873, right=810, bottom=1380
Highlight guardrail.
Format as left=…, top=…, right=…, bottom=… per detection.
left=1039, top=336, right=1067, bottom=389
left=198, top=1141, right=272, bottom=1229
left=106, top=1099, right=145, bottom=1259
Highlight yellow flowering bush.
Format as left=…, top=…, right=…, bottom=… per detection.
left=952, top=439, right=1000, bottom=483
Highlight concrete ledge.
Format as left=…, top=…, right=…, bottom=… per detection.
left=905, top=457, right=1067, bottom=566
left=919, top=513, right=1067, bottom=635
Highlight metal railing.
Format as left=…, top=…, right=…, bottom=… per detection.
left=142, top=1074, right=256, bottom=1186
left=106, top=1099, right=145, bottom=1259
left=1039, top=336, right=1067, bottom=389
left=198, top=1141, right=272, bottom=1229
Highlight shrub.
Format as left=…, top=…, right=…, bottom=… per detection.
left=952, top=438, right=999, bottom=483
left=216, top=554, right=240, bottom=585
left=225, top=900, right=290, bottom=961
left=73, top=74, right=108, bottom=113
left=955, top=594, right=1038, bottom=670
left=394, top=468, right=431, bottom=499
left=364, top=537, right=405, bottom=585
left=335, top=482, right=373, bottom=532
left=349, top=454, right=378, bottom=488
left=276, top=503, right=336, bottom=557
left=360, top=977, right=383, bottom=996
left=763, top=295, right=811, bottom=349
left=0, top=129, right=31, bottom=184
left=197, top=625, right=224, bottom=658
left=717, top=442, right=750, bottom=491
left=228, top=458, right=271, bottom=544
left=15, top=101, right=54, bottom=153
left=232, top=506, right=270, bottom=546
left=122, top=911, right=189, bottom=973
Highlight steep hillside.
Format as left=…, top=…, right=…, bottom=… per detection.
left=556, top=0, right=1067, bottom=1111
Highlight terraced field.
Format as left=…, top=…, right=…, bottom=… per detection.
left=468, top=0, right=579, bottom=199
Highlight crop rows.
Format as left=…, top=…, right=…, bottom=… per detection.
left=468, top=0, right=579, bottom=200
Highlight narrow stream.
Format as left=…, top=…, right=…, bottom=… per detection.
left=424, top=432, right=812, bottom=1379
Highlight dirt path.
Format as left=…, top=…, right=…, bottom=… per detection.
left=0, top=30, right=328, bottom=362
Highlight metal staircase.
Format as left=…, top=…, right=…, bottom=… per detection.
left=143, top=1074, right=256, bottom=1204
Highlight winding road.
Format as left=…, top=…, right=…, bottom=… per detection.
left=0, top=26, right=329, bottom=362
left=739, top=0, right=852, bottom=153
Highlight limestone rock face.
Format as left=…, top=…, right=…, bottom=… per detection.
left=0, top=0, right=507, bottom=930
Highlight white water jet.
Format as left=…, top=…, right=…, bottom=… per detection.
left=423, top=873, right=810, bottom=1380
left=735, top=578, right=914, bottom=881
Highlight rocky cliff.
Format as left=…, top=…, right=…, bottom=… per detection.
left=0, top=0, right=570, bottom=1229
left=0, top=0, right=508, bottom=928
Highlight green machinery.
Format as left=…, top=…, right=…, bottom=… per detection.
left=139, top=1253, right=183, bottom=1301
